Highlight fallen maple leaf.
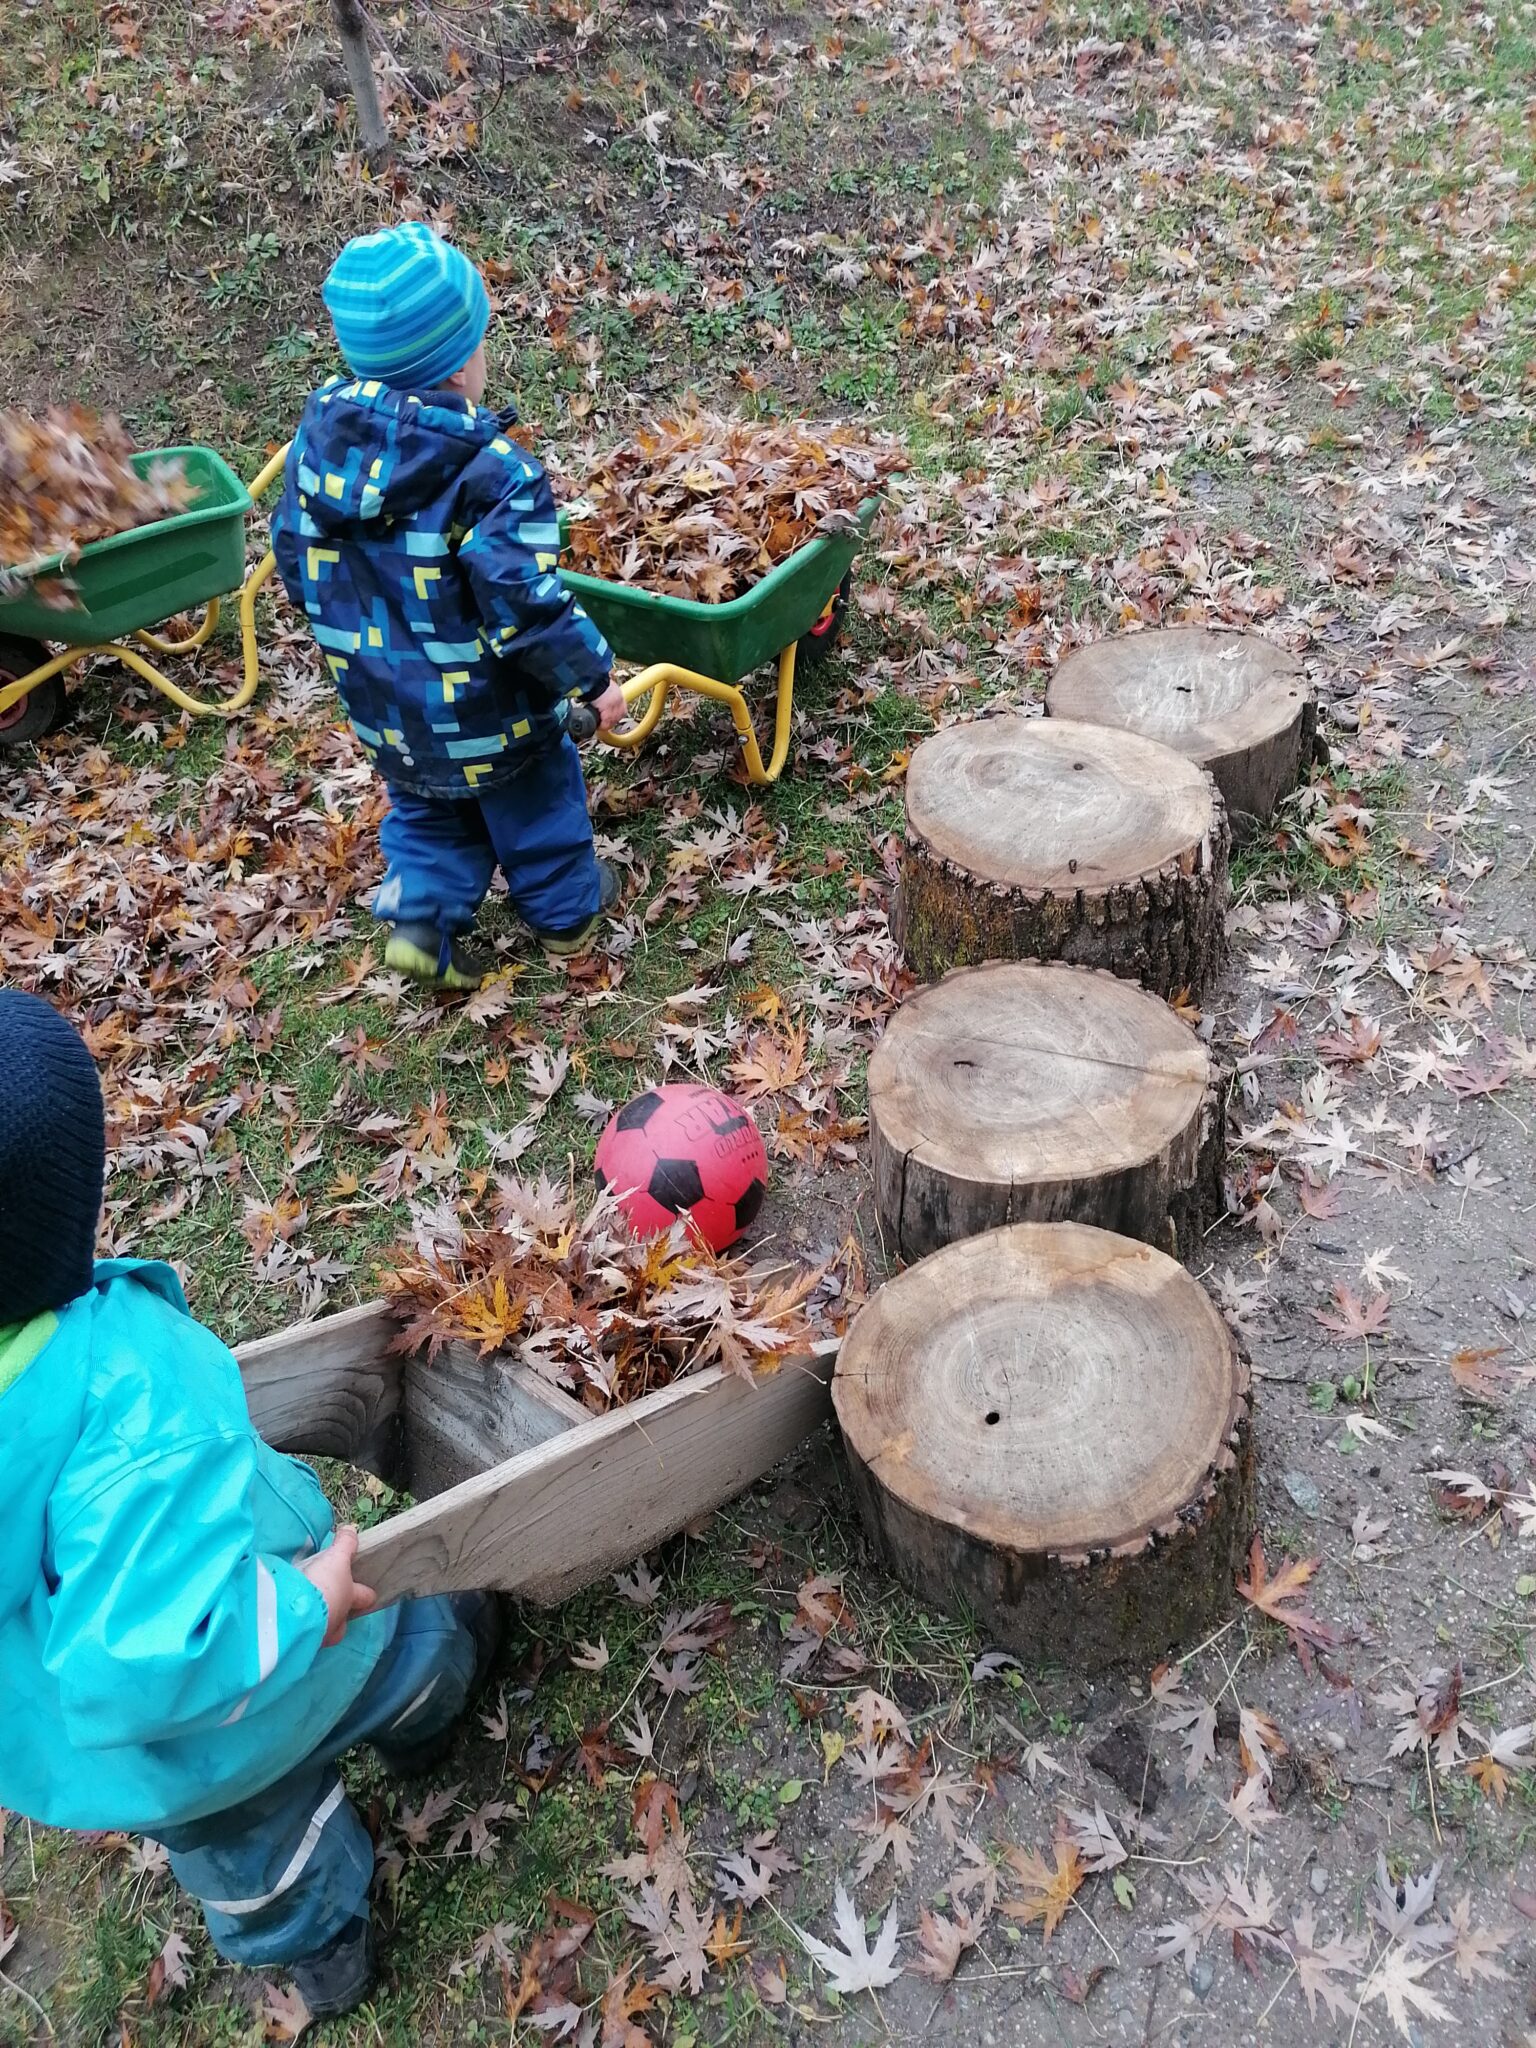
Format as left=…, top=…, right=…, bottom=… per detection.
left=1224, top=1774, right=1278, bottom=1838
left=396, top=1782, right=463, bottom=1850
left=1311, top=1282, right=1391, bottom=1339
left=716, top=1833, right=794, bottom=1905
left=1001, top=1837, right=1084, bottom=1940
left=1446, top=1892, right=1512, bottom=1984
left=1237, top=1706, right=1288, bottom=1783
left=1235, top=1536, right=1340, bottom=1672
left=1288, top=1906, right=1368, bottom=2021
left=1296, top=1173, right=1344, bottom=1219
left=1449, top=1345, right=1509, bottom=1400
left=261, top=1981, right=313, bottom=2042
left=908, top=1904, right=983, bottom=1982
left=793, top=1884, right=902, bottom=1996
left=1059, top=1802, right=1127, bottom=1873
left=1363, top=1947, right=1452, bottom=2038
left=144, top=1927, right=192, bottom=2006
left=1368, top=1854, right=1451, bottom=1950
left=1156, top=1692, right=1218, bottom=1786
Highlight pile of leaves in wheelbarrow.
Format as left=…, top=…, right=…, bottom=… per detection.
left=0, top=404, right=193, bottom=604
left=560, top=411, right=906, bottom=602
left=382, top=1171, right=842, bottom=1410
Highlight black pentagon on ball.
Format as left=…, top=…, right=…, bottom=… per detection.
left=614, top=1090, right=664, bottom=1133
left=648, top=1156, right=706, bottom=1212
left=593, top=1162, right=609, bottom=1192
left=708, top=1109, right=750, bottom=1138
left=733, top=1178, right=767, bottom=1232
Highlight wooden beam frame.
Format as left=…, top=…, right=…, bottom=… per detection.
left=236, top=1299, right=403, bottom=1476
left=356, top=1347, right=837, bottom=1605
left=236, top=1300, right=836, bottom=1607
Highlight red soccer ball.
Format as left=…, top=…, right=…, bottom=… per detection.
left=594, top=1084, right=768, bottom=1253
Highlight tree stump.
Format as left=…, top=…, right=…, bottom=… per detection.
left=869, top=962, right=1224, bottom=1262
left=1046, top=628, right=1316, bottom=842
left=892, top=716, right=1228, bottom=997
left=833, top=1223, right=1254, bottom=1672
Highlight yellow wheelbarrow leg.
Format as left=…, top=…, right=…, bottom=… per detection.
left=602, top=642, right=799, bottom=786
left=134, top=599, right=223, bottom=659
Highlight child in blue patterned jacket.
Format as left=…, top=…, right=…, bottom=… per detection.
left=271, top=223, right=627, bottom=989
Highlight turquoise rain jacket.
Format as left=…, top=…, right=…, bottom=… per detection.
left=0, top=1262, right=394, bottom=1832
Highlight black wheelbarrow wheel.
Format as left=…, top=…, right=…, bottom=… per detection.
left=796, top=571, right=853, bottom=669
left=0, top=636, right=65, bottom=746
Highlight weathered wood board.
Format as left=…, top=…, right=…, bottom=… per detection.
left=236, top=1303, right=836, bottom=1607
left=356, top=1347, right=838, bottom=1606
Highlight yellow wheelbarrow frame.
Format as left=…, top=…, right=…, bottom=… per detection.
left=0, top=446, right=289, bottom=726
left=602, top=641, right=803, bottom=786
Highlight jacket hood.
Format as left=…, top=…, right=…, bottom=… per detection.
left=294, top=379, right=518, bottom=531
left=0, top=1308, right=86, bottom=1625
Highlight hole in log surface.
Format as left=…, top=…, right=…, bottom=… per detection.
left=832, top=1222, right=1254, bottom=1672
left=868, top=961, right=1223, bottom=1262
left=1046, top=626, right=1316, bottom=840
left=891, top=716, right=1229, bottom=995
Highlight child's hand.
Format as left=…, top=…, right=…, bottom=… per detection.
left=300, top=1525, right=378, bottom=1647
left=592, top=681, right=627, bottom=732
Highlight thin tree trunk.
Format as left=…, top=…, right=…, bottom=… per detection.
left=332, top=0, right=391, bottom=169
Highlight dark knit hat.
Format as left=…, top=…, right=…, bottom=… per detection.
left=0, top=989, right=106, bottom=1323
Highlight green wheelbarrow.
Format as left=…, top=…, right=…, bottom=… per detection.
left=0, top=442, right=288, bottom=746
left=559, top=496, right=880, bottom=784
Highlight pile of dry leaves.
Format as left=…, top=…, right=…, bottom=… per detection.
left=383, top=1172, right=828, bottom=1410
left=0, top=405, right=193, bottom=601
left=560, top=412, right=906, bottom=602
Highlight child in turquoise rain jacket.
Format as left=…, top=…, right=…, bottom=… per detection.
left=270, top=221, right=628, bottom=989
left=0, top=990, right=498, bottom=2017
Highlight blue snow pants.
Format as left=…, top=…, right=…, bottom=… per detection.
left=160, top=1595, right=484, bottom=1968
left=374, top=737, right=601, bottom=937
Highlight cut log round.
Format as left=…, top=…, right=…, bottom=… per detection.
left=869, top=962, right=1224, bottom=1261
left=892, top=715, right=1228, bottom=997
left=833, top=1223, right=1255, bottom=1672
left=1046, top=628, right=1316, bottom=840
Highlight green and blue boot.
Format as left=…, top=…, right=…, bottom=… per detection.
left=383, top=922, right=492, bottom=991
left=532, top=861, right=621, bottom=957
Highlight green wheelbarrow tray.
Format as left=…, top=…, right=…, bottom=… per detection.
left=557, top=495, right=881, bottom=682
left=0, top=446, right=254, bottom=647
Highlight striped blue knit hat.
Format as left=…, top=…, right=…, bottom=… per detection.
left=322, top=223, right=491, bottom=390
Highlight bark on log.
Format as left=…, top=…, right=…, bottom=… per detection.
left=893, top=716, right=1229, bottom=998
left=1046, top=627, right=1316, bottom=842
left=833, top=1223, right=1255, bottom=1673
left=869, top=962, right=1225, bottom=1262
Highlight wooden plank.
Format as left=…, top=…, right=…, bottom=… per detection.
left=236, top=1299, right=403, bottom=1475
left=356, top=1347, right=837, bottom=1605
left=404, top=1341, right=585, bottom=1498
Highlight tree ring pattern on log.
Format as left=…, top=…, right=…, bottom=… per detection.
left=892, top=715, right=1230, bottom=996
left=868, top=961, right=1225, bottom=1260
left=833, top=1223, right=1254, bottom=1671
left=1046, top=627, right=1317, bottom=838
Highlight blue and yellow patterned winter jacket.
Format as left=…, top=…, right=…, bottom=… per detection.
left=271, top=377, right=612, bottom=798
